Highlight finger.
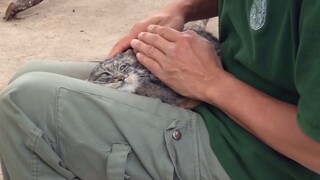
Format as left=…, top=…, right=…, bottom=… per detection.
left=136, top=52, right=162, bottom=76
left=108, top=36, right=132, bottom=58
left=108, top=22, right=149, bottom=58
left=130, top=39, right=166, bottom=64
left=137, top=32, right=170, bottom=54
left=147, top=25, right=180, bottom=42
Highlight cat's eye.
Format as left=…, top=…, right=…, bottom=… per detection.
left=119, top=64, right=128, bottom=71
left=101, top=72, right=111, bottom=77
left=96, top=72, right=111, bottom=82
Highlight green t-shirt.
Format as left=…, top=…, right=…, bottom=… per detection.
left=194, top=0, right=320, bottom=179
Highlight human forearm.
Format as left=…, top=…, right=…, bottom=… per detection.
left=163, top=0, right=218, bottom=22
left=205, top=70, right=320, bottom=173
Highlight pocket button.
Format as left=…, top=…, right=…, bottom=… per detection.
left=172, top=130, right=182, bottom=141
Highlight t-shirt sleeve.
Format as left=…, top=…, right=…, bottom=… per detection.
left=295, top=1, right=320, bottom=142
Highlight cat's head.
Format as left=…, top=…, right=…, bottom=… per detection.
left=88, top=49, right=159, bottom=93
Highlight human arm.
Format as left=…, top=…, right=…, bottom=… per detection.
left=130, top=25, right=320, bottom=173
left=108, top=0, right=218, bottom=57
left=205, top=70, right=320, bottom=174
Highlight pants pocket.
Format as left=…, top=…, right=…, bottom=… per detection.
left=164, top=119, right=200, bottom=180
left=106, top=143, right=131, bottom=180
left=25, top=127, right=78, bottom=180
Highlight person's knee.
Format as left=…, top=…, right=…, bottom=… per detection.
left=0, top=72, right=58, bottom=153
left=0, top=72, right=59, bottom=127
left=2, top=72, right=57, bottom=104
left=9, top=61, right=44, bottom=83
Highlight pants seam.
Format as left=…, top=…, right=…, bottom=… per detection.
left=30, top=128, right=43, bottom=180
left=54, top=88, right=61, bottom=156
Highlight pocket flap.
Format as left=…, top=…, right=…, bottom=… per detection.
left=106, top=143, right=132, bottom=180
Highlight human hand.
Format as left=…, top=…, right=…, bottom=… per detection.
left=108, top=4, right=186, bottom=58
left=130, top=25, right=223, bottom=101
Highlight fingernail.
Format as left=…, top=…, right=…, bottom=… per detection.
left=136, top=53, right=144, bottom=62
left=138, top=32, right=144, bottom=39
left=136, top=52, right=142, bottom=59
left=130, top=39, right=139, bottom=47
left=147, top=25, right=155, bottom=32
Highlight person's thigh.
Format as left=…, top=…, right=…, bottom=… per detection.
left=9, top=60, right=98, bottom=83
left=0, top=72, right=229, bottom=180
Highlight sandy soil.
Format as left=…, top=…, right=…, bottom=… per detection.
left=0, top=0, right=218, bottom=178
left=0, top=0, right=218, bottom=91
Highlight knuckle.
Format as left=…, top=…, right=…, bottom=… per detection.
left=153, top=34, right=162, bottom=41
left=179, top=31, right=199, bottom=46
left=166, top=44, right=177, bottom=56
left=184, top=30, right=197, bottom=37
left=138, top=53, right=145, bottom=62
left=180, top=35, right=193, bottom=45
left=138, top=32, right=147, bottom=39
left=181, top=32, right=193, bottom=40
left=147, top=24, right=156, bottom=32
left=185, top=31, right=200, bottom=41
left=165, top=44, right=178, bottom=58
left=146, top=45, right=155, bottom=56
left=158, top=27, right=169, bottom=35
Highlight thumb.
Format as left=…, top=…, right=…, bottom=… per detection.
left=108, top=36, right=132, bottom=58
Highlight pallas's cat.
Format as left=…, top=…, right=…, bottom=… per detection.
left=88, top=23, right=220, bottom=109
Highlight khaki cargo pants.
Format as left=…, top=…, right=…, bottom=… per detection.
left=0, top=61, right=229, bottom=180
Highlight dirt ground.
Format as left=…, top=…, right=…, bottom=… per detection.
left=0, top=0, right=218, bottom=91
left=0, top=0, right=218, bottom=178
